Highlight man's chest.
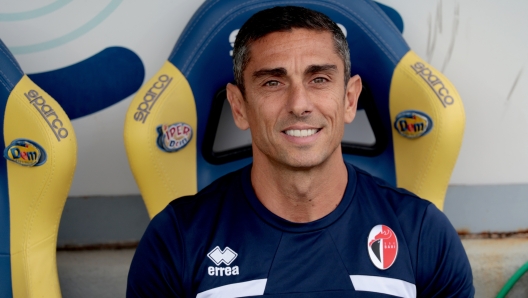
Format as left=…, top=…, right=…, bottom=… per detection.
left=185, top=227, right=416, bottom=298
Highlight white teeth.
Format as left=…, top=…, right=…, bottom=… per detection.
left=285, top=129, right=318, bottom=137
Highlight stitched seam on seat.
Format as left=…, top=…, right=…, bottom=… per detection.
left=169, top=0, right=223, bottom=61
left=360, top=0, right=406, bottom=46
left=180, top=0, right=264, bottom=73
left=0, top=44, right=24, bottom=74
left=0, top=69, right=14, bottom=90
left=0, top=70, right=11, bottom=91
left=322, top=0, right=399, bottom=62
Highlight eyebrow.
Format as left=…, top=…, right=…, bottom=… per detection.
left=304, top=64, right=338, bottom=75
left=252, top=67, right=287, bottom=80
left=251, top=64, right=338, bottom=80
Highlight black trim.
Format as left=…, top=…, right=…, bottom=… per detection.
left=202, top=88, right=252, bottom=165
left=341, top=83, right=387, bottom=156
left=202, top=84, right=387, bottom=165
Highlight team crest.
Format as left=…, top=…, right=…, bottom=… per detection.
left=156, top=122, right=193, bottom=152
left=368, top=225, right=398, bottom=270
left=394, top=110, right=433, bottom=139
left=3, top=139, right=47, bottom=167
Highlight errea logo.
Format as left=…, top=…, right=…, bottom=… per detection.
left=208, top=246, right=237, bottom=265
left=207, top=246, right=240, bottom=276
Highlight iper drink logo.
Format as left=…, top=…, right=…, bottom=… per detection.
left=156, top=123, right=193, bottom=152
left=394, top=110, right=433, bottom=139
left=4, top=139, right=47, bottom=167
left=368, top=225, right=398, bottom=270
left=411, top=62, right=454, bottom=108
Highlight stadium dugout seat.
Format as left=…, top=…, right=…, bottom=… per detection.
left=0, top=39, right=77, bottom=297
left=124, top=0, right=465, bottom=218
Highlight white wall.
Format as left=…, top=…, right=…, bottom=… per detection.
left=1, top=0, right=527, bottom=197
left=380, top=0, right=528, bottom=185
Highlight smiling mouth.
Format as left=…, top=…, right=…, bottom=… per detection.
left=284, top=128, right=320, bottom=137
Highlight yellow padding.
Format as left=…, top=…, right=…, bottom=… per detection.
left=390, top=51, right=465, bottom=210
left=5, top=75, right=77, bottom=298
left=124, top=61, right=197, bottom=218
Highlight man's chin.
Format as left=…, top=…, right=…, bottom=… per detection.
left=275, top=155, right=329, bottom=171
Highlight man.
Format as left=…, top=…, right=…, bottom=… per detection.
left=127, top=6, right=474, bottom=297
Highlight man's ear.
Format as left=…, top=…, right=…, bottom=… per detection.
left=226, top=83, right=250, bottom=130
left=344, top=75, right=362, bottom=124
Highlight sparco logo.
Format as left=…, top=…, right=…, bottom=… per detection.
left=25, top=90, right=68, bottom=141
left=134, top=74, right=172, bottom=123
left=411, top=62, right=454, bottom=108
left=207, top=246, right=239, bottom=277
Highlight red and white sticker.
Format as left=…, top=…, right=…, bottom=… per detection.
left=367, top=225, right=398, bottom=270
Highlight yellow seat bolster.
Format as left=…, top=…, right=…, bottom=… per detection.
left=5, top=75, right=77, bottom=298
left=124, top=61, right=197, bottom=219
left=390, top=51, right=465, bottom=210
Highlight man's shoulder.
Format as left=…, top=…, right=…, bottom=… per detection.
left=160, top=166, right=247, bottom=224
left=349, top=163, right=431, bottom=210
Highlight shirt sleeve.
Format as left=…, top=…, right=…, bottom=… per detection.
left=127, top=206, right=184, bottom=297
left=416, top=203, right=475, bottom=297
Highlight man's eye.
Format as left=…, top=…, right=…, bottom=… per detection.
left=264, top=80, right=280, bottom=87
left=313, top=77, right=328, bottom=83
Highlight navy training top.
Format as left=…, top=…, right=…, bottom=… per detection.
left=127, top=163, right=474, bottom=297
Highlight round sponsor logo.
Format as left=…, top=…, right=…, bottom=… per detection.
left=3, top=139, right=47, bottom=167
left=367, top=225, right=398, bottom=270
left=394, top=110, right=433, bottom=139
left=156, top=122, right=193, bottom=152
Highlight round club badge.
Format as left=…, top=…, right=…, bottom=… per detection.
left=367, top=225, right=398, bottom=270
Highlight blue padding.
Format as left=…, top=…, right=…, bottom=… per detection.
left=0, top=39, right=18, bottom=298
left=375, top=2, right=403, bottom=33
left=169, top=0, right=410, bottom=190
left=28, top=47, right=144, bottom=120
left=0, top=255, right=12, bottom=297
left=0, top=39, right=23, bottom=101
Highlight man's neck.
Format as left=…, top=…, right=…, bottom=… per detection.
left=250, top=152, right=348, bottom=223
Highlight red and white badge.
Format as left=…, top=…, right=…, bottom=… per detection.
left=367, top=225, right=398, bottom=270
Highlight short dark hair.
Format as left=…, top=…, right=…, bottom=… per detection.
left=232, top=6, right=351, bottom=96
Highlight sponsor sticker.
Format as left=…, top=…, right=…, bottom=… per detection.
left=368, top=225, right=398, bottom=270
left=4, top=139, right=47, bottom=167
left=394, top=110, right=433, bottom=139
left=156, top=122, right=193, bottom=152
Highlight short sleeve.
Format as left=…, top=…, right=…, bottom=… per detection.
left=416, top=204, right=474, bottom=297
left=127, top=206, right=184, bottom=297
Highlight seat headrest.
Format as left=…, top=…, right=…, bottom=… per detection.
left=125, top=0, right=465, bottom=216
left=0, top=38, right=77, bottom=297
left=171, top=0, right=409, bottom=187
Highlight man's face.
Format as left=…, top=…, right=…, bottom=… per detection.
left=227, top=28, right=361, bottom=169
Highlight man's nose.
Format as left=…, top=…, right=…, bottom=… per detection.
left=287, top=82, right=313, bottom=117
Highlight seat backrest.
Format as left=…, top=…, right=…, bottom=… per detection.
left=124, top=0, right=465, bottom=218
left=0, top=39, right=77, bottom=297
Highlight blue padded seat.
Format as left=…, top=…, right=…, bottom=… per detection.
left=124, top=0, right=465, bottom=217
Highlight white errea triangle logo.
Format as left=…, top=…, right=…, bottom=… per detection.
left=207, top=246, right=238, bottom=266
